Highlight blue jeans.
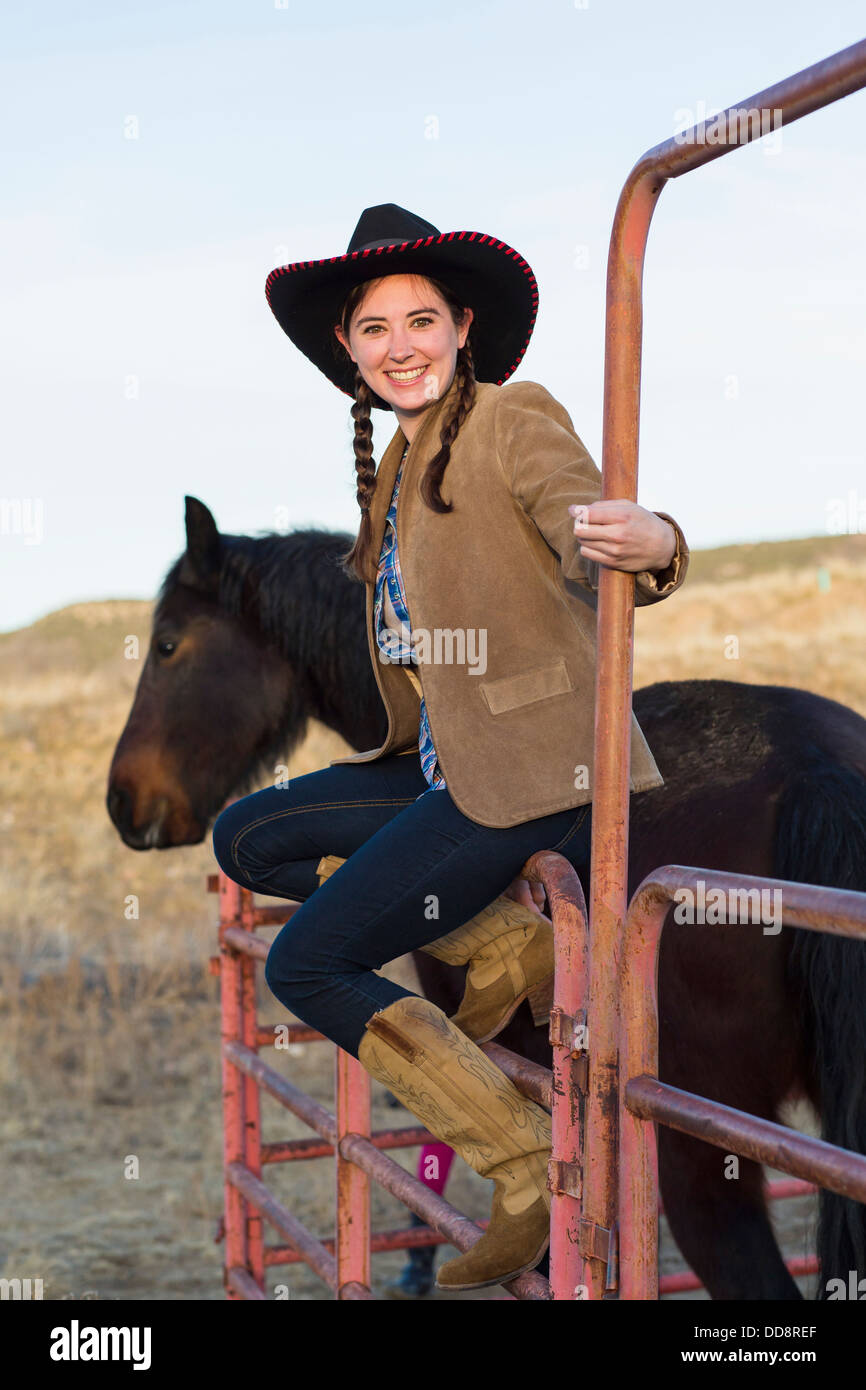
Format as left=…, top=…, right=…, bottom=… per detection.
left=211, top=751, right=592, bottom=1058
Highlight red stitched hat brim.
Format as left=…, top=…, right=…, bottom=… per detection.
left=265, top=231, right=539, bottom=412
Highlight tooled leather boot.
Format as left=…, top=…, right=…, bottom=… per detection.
left=357, top=994, right=551, bottom=1291
left=315, top=856, right=553, bottom=1042
left=421, top=897, right=554, bottom=1042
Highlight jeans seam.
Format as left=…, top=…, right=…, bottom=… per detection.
left=229, top=797, right=418, bottom=869
left=548, top=804, right=591, bottom=854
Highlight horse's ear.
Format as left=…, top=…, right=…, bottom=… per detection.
left=180, top=496, right=221, bottom=592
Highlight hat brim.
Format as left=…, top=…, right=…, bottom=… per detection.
left=265, top=232, right=539, bottom=412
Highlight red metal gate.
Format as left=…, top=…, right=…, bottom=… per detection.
left=584, top=33, right=866, bottom=1302
left=212, top=869, right=551, bottom=1299
left=214, top=37, right=866, bottom=1299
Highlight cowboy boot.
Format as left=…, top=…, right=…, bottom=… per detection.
left=315, top=856, right=553, bottom=1042
left=358, top=994, right=551, bottom=1291
left=316, top=854, right=348, bottom=886
left=420, top=897, right=554, bottom=1042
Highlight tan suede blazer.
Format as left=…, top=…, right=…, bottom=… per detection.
left=330, top=371, right=689, bottom=828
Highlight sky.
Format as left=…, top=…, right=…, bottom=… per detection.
left=2, top=0, right=865, bottom=632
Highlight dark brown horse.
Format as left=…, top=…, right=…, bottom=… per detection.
left=107, top=497, right=866, bottom=1300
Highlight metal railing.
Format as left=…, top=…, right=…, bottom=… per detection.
left=212, top=859, right=866, bottom=1299
left=585, top=34, right=866, bottom=1300
left=212, top=871, right=550, bottom=1299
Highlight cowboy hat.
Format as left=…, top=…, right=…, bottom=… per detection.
left=264, top=203, right=539, bottom=411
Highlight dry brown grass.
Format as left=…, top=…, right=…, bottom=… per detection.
left=2, top=532, right=862, bottom=1299
left=635, top=554, right=866, bottom=718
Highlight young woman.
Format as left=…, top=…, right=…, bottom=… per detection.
left=212, top=203, right=689, bottom=1292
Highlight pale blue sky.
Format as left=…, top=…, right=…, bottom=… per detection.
left=2, top=0, right=864, bottom=631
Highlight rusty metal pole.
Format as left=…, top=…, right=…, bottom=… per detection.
left=525, top=852, right=590, bottom=1300
left=521, top=851, right=589, bottom=1298
left=587, top=36, right=866, bottom=1301
left=219, top=874, right=250, bottom=1297
left=239, top=889, right=265, bottom=1292
left=617, top=883, right=666, bottom=1300
left=581, top=168, right=664, bottom=1299
left=335, top=1050, right=372, bottom=1298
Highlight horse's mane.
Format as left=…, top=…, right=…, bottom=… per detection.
left=156, top=526, right=362, bottom=671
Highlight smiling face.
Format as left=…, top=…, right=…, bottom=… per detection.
left=334, top=273, right=473, bottom=439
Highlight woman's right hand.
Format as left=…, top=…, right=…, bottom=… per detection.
left=504, top=876, right=546, bottom=914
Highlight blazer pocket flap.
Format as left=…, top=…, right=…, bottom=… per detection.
left=480, top=657, right=574, bottom=716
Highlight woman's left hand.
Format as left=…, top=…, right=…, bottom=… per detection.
left=568, top=500, right=676, bottom=574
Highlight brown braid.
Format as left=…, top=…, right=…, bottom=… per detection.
left=418, top=338, right=476, bottom=514
left=339, top=368, right=378, bottom=584
left=336, top=274, right=478, bottom=585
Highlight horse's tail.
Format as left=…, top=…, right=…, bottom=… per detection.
left=775, top=745, right=866, bottom=1299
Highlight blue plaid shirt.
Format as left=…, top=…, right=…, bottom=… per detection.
left=373, top=444, right=446, bottom=796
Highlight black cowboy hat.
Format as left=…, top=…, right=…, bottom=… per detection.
left=264, top=203, right=539, bottom=412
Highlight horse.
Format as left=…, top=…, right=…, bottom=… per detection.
left=107, top=496, right=866, bottom=1300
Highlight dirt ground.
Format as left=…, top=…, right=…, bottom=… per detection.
left=0, top=948, right=820, bottom=1302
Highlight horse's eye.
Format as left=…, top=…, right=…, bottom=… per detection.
left=156, top=639, right=177, bottom=658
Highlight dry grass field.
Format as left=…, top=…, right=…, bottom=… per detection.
left=1, top=530, right=864, bottom=1300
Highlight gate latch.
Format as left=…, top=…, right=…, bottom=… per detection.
left=548, top=1158, right=582, bottom=1199
left=549, top=1006, right=588, bottom=1089
left=578, top=1219, right=619, bottom=1292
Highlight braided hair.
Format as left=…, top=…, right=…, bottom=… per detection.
left=335, top=275, right=478, bottom=585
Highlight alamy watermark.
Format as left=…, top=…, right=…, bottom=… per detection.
left=673, top=880, right=782, bottom=935
left=49, top=1320, right=151, bottom=1370
left=0, top=1277, right=43, bottom=1299
left=0, top=497, right=43, bottom=544
left=825, top=488, right=866, bottom=535
left=378, top=626, right=488, bottom=675
left=825, top=1270, right=866, bottom=1299
left=674, top=102, right=783, bottom=152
